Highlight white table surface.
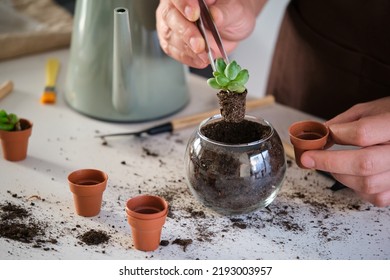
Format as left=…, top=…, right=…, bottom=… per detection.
left=0, top=49, right=389, bottom=260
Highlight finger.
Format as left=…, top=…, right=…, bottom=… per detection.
left=159, top=27, right=209, bottom=68
left=356, top=189, right=390, bottom=208
left=326, top=103, right=365, bottom=125
left=157, top=2, right=210, bottom=67
left=209, top=4, right=255, bottom=41
left=158, top=2, right=205, bottom=53
left=332, top=171, right=390, bottom=195
left=166, top=43, right=210, bottom=68
left=328, top=113, right=390, bottom=147
left=201, top=28, right=239, bottom=58
left=326, top=97, right=390, bottom=125
left=301, top=144, right=390, bottom=176
left=171, top=0, right=200, bottom=22
left=208, top=0, right=268, bottom=42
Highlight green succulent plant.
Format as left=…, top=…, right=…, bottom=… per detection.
left=207, top=58, right=249, bottom=94
left=0, top=109, right=21, bottom=131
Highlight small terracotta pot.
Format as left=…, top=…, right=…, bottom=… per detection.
left=289, top=120, right=329, bottom=168
left=0, top=119, right=32, bottom=161
left=125, top=195, right=168, bottom=251
left=68, top=169, right=108, bottom=217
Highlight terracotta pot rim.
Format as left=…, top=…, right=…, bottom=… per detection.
left=68, top=169, right=108, bottom=185
left=126, top=195, right=168, bottom=220
left=0, top=119, right=33, bottom=136
left=126, top=207, right=168, bottom=221
left=68, top=169, right=108, bottom=197
left=288, top=120, right=329, bottom=147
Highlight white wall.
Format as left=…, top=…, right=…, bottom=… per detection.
left=230, top=0, right=290, bottom=98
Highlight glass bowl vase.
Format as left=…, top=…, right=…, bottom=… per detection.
left=185, top=114, right=286, bottom=215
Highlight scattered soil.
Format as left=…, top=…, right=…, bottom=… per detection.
left=0, top=133, right=373, bottom=259
left=230, top=218, right=247, bottom=229
left=143, top=147, right=159, bottom=157
left=217, top=90, right=247, bottom=123
left=0, top=221, right=43, bottom=244
left=0, top=201, right=50, bottom=245
left=186, top=207, right=206, bottom=219
left=187, top=119, right=286, bottom=215
left=0, top=193, right=113, bottom=254
left=79, top=229, right=110, bottom=245
left=172, top=238, right=193, bottom=252
left=1, top=202, right=29, bottom=220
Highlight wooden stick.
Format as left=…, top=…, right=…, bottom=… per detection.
left=0, top=80, right=13, bottom=101
left=172, top=95, right=275, bottom=130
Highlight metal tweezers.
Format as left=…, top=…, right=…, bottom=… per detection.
left=197, top=0, right=229, bottom=71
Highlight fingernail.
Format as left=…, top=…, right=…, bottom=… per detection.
left=184, top=6, right=196, bottom=21
left=189, top=37, right=201, bottom=52
left=301, top=155, right=315, bottom=168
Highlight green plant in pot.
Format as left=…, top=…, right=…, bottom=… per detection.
left=207, top=58, right=249, bottom=123
left=0, top=109, right=33, bottom=161
left=185, top=59, right=286, bottom=215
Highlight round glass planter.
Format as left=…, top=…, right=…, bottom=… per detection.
left=185, top=115, right=286, bottom=215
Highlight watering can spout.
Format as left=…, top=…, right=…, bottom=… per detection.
left=112, top=7, right=133, bottom=114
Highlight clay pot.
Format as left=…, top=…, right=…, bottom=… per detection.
left=289, top=120, right=329, bottom=168
left=68, top=169, right=108, bottom=217
left=125, top=195, right=168, bottom=251
left=0, top=119, right=32, bottom=161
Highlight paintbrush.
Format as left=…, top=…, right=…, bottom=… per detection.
left=40, top=58, right=60, bottom=104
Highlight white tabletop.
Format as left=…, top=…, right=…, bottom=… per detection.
left=0, top=49, right=389, bottom=260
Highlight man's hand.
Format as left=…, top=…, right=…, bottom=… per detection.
left=301, top=97, right=390, bottom=207
left=156, top=0, right=266, bottom=68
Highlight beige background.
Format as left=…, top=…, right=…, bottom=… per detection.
left=0, top=0, right=72, bottom=61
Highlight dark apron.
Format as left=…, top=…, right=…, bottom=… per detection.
left=266, top=0, right=390, bottom=119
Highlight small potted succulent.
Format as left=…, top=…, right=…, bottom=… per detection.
left=185, top=59, right=286, bottom=215
left=0, top=109, right=33, bottom=161
left=207, top=58, right=249, bottom=123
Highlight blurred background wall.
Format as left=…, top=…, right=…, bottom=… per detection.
left=230, top=0, right=290, bottom=98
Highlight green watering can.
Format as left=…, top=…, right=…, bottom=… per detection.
left=65, top=0, right=189, bottom=122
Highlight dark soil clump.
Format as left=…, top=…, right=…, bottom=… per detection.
left=79, top=229, right=110, bottom=245
left=0, top=222, right=42, bottom=243
left=0, top=202, right=47, bottom=244
left=172, top=238, right=193, bottom=252
left=201, top=119, right=270, bottom=144
left=217, top=90, right=247, bottom=123
left=143, top=147, right=159, bottom=157
left=1, top=202, right=29, bottom=220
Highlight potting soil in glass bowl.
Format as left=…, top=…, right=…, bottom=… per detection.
left=185, top=114, right=286, bottom=215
